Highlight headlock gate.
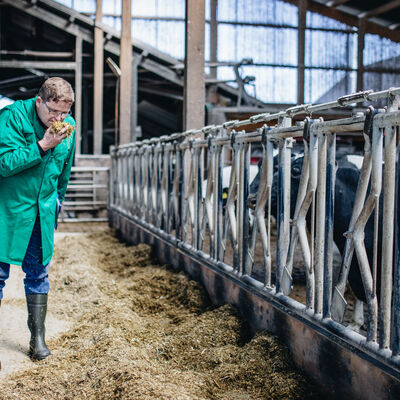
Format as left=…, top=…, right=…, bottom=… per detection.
left=108, top=87, right=400, bottom=399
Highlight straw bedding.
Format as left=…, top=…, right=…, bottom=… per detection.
left=0, top=228, right=321, bottom=399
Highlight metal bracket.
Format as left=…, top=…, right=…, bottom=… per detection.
left=230, top=130, right=237, bottom=147
left=286, top=103, right=313, bottom=117
left=363, top=106, right=375, bottom=139
left=387, top=87, right=400, bottom=111
left=223, top=120, right=239, bottom=129
left=337, top=90, right=373, bottom=106
left=303, top=117, right=311, bottom=142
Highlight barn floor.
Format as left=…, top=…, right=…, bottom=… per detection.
left=0, top=223, right=323, bottom=400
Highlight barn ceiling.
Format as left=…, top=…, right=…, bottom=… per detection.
left=313, top=0, right=400, bottom=30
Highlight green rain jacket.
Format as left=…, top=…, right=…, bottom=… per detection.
left=0, top=97, right=75, bottom=266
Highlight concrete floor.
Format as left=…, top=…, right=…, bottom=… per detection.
left=0, top=234, right=74, bottom=379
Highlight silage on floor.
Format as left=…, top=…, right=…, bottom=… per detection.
left=0, top=229, right=321, bottom=400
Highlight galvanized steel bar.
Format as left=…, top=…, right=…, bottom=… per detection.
left=323, top=132, right=336, bottom=319
left=239, top=140, right=251, bottom=276
left=315, top=128, right=327, bottom=315
left=192, top=146, right=202, bottom=249
left=380, top=122, right=396, bottom=349
left=393, top=126, right=400, bottom=356
left=276, top=116, right=292, bottom=293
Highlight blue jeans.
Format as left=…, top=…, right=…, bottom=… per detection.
left=0, top=216, right=50, bottom=300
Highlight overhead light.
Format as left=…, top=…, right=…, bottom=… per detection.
left=106, top=57, right=121, bottom=78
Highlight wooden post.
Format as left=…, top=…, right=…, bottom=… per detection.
left=210, top=0, right=218, bottom=79
left=130, top=55, right=139, bottom=142
left=120, top=0, right=132, bottom=145
left=75, top=36, right=82, bottom=158
left=184, top=0, right=205, bottom=131
left=357, top=18, right=365, bottom=92
left=298, top=0, right=307, bottom=105
left=82, top=80, right=89, bottom=154
left=93, top=0, right=104, bottom=154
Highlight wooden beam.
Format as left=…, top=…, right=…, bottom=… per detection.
left=0, top=50, right=73, bottom=58
left=184, top=0, right=205, bottom=131
left=0, top=60, right=76, bottom=69
left=359, top=0, right=400, bottom=19
left=119, top=0, right=132, bottom=145
left=283, top=0, right=400, bottom=42
left=38, top=0, right=98, bottom=28
left=3, top=0, right=182, bottom=85
left=326, top=0, right=351, bottom=7
left=2, top=0, right=93, bottom=42
left=82, top=80, right=90, bottom=154
left=93, top=0, right=103, bottom=155
left=298, top=0, right=307, bottom=104
left=75, top=36, right=82, bottom=158
left=130, top=56, right=140, bottom=142
left=357, top=19, right=365, bottom=92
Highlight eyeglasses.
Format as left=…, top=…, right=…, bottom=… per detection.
left=43, top=101, right=72, bottom=119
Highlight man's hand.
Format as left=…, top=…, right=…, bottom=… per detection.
left=38, top=125, right=68, bottom=152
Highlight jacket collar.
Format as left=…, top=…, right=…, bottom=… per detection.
left=27, top=97, right=46, bottom=140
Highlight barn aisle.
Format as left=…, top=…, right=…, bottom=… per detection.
left=0, top=226, right=321, bottom=400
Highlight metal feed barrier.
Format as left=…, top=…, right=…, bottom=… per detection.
left=108, top=87, right=400, bottom=400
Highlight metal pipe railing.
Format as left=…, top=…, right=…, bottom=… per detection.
left=109, top=87, right=400, bottom=367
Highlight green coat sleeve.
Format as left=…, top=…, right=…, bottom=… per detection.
left=57, top=129, right=76, bottom=203
left=0, top=109, right=42, bottom=178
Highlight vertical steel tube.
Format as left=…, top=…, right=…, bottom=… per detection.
left=123, top=149, right=129, bottom=211
left=134, top=147, right=141, bottom=215
left=232, top=141, right=240, bottom=271
left=379, top=123, right=396, bottom=349
left=237, top=141, right=247, bottom=275
left=109, top=147, right=116, bottom=208
left=315, top=130, right=327, bottom=315
left=276, top=133, right=292, bottom=293
left=392, top=126, right=400, bottom=356
left=241, top=142, right=251, bottom=275
left=193, top=146, right=202, bottom=249
left=214, top=144, right=223, bottom=261
left=161, top=146, right=170, bottom=232
left=323, top=133, right=336, bottom=319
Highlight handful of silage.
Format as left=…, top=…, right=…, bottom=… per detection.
left=50, top=121, right=74, bottom=137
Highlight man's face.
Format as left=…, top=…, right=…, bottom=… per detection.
left=35, top=97, right=72, bottom=128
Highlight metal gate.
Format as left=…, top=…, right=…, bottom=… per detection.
left=109, top=87, right=400, bottom=399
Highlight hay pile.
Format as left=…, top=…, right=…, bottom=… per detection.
left=0, top=230, right=321, bottom=399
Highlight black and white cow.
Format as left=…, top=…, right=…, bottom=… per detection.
left=248, top=151, right=384, bottom=331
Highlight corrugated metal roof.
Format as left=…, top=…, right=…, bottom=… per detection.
left=314, top=0, right=400, bottom=30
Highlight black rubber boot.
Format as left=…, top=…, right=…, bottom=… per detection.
left=26, top=294, right=51, bottom=361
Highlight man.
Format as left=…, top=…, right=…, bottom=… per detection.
left=0, top=77, right=76, bottom=360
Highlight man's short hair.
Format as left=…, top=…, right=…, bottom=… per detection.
left=38, top=77, right=75, bottom=104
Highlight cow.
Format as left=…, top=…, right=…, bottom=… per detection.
left=202, top=164, right=259, bottom=206
left=248, top=149, right=385, bottom=332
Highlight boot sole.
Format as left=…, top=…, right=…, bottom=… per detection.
left=28, top=349, right=51, bottom=361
